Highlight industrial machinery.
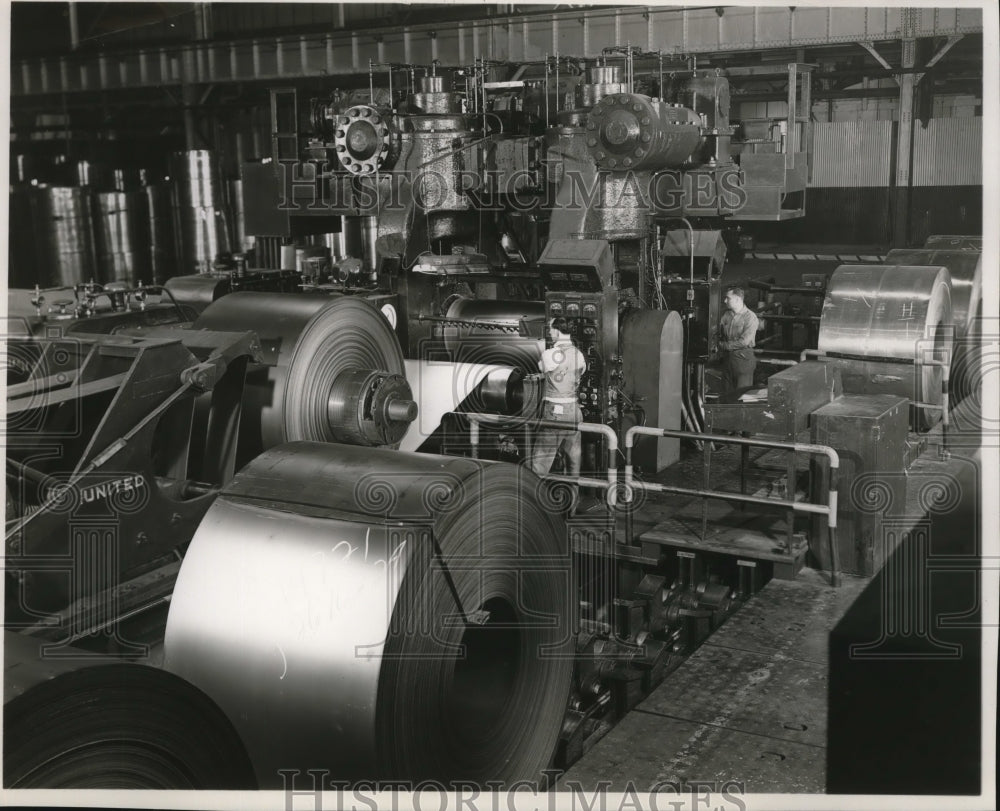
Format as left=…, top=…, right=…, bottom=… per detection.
left=3, top=38, right=980, bottom=795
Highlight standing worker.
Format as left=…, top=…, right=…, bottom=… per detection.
left=530, top=317, right=587, bottom=510
left=719, top=285, right=759, bottom=390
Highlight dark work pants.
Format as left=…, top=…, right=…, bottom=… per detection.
left=723, top=348, right=757, bottom=390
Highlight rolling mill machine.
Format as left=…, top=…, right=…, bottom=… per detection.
left=4, top=48, right=984, bottom=793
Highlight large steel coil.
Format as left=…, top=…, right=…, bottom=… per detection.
left=170, top=150, right=231, bottom=273
left=4, top=635, right=255, bottom=789
left=818, top=264, right=953, bottom=428
left=145, top=183, right=178, bottom=284
left=883, top=248, right=981, bottom=339
left=443, top=297, right=545, bottom=373
left=30, top=186, right=98, bottom=287
left=164, top=441, right=574, bottom=787
left=194, top=292, right=415, bottom=464
left=94, top=190, right=152, bottom=284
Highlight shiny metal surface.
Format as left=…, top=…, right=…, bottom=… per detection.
left=164, top=442, right=573, bottom=787
left=575, top=66, right=627, bottom=110
left=31, top=186, right=97, bottom=286
left=444, top=297, right=545, bottom=373
left=818, top=264, right=953, bottom=427
left=587, top=94, right=702, bottom=171
left=333, top=105, right=396, bottom=175
left=170, top=150, right=232, bottom=273
left=194, top=292, right=408, bottom=462
left=145, top=183, right=178, bottom=284
left=883, top=248, right=982, bottom=339
left=75, top=160, right=111, bottom=189
left=227, top=178, right=252, bottom=253
left=94, top=191, right=151, bottom=284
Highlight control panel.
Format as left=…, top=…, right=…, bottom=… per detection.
left=545, top=292, right=606, bottom=422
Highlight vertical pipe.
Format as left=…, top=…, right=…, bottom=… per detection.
left=68, top=2, right=80, bottom=49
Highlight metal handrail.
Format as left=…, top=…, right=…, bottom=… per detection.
left=457, top=412, right=619, bottom=507
left=624, top=426, right=842, bottom=587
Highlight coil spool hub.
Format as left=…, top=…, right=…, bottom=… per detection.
left=327, top=368, right=416, bottom=446
left=334, top=105, right=391, bottom=175
left=194, top=293, right=417, bottom=453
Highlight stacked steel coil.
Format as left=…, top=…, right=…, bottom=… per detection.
left=30, top=186, right=98, bottom=287
left=145, top=183, right=178, bottom=284
left=170, top=150, right=232, bottom=273
left=93, top=190, right=152, bottom=284
left=165, top=441, right=574, bottom=787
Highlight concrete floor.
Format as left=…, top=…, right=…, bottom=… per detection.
left=561, top=390, right=982, bottom=794
left=560, top=572, right=867, bottom=793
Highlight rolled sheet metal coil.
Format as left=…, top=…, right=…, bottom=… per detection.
left=145, top=183, right=178, bottom=284
left=30, top=186, right=97, bottom=287
left=3, top=634, right=255, bottom=789
left=94, top=190, right=152, bottom=284
left=194, top=292, right=413, bottom=462
left=170, top=150, right=231, bottom=273
left=444, top=297, right=545, bottom=373
left=818, top=264, right=953, bottom=427
left=164, top=441, right=574, bottom=787
left=883, top=248, right=982, bottom=339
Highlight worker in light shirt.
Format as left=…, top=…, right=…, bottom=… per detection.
left=719, top=285, right=759, bottom=390
left=530, top=317, right=587, bottom=506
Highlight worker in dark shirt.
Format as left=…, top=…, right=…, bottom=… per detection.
left=719, top=285, right=759, bottom=390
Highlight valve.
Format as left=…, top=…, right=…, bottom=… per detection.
left=31, top=285, right=45, bottom=318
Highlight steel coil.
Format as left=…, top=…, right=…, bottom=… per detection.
left=194, top=292, right=414, bottom=464
left=4, top=635, right=255, bottom=789
left=818, top=264, right=953, bottom=427
left=164, top=441, right=574, bottom=787
left=170, top=150, right=232, bottom=273
left=883, top=248, right=981, bottom=339
left=30, top=186, right=97, bottom=287
left=444, top=297, right=545, bottom=373
left=146, top=183, right=178, bottom=284
left=94, top=190, right=152, bottom=284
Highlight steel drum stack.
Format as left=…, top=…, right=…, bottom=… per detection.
left=170, top=150, right=232, bottom=274
left=30, top=185, right=99, bottom=288
left=93, top=174, right=153, bottom=285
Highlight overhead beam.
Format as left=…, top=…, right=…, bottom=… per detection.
left=10, top=5, right=983, bottom=97
left=858, top=41, right=893, bottom=71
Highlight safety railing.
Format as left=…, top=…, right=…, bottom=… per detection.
left=453, top=413, right=842, bottom=587
left=624, top=426, right=842, bottom=587
left=458, top=412, right=619, bottom=507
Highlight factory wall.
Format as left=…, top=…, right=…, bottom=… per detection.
left=742, top=112, right=982, bottom=246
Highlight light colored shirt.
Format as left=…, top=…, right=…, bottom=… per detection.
left=540, top=339, right=587, bottom=402
left=719, top=308, right=759, bottom=351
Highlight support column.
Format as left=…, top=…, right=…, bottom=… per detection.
left=68, top=2, right=80, bottom=49
left=892, top=10, right=918, bottom=247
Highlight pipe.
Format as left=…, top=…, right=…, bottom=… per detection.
left=68, top=2, right=80, bottom=49
left=624, top=425, right=841, bottom=587
left=462, top=413, right=618, bottom=507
